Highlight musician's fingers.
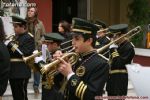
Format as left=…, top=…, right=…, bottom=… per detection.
left=58, top=57, right=67, bottom=65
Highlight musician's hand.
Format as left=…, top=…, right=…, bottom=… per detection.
left=57, top=57, right=74, bottom=77
left=53, top=50, right=63, bottom=60
left=4, top=40, right=11, bottom=46
left=35, top=56, right=44, bottom=63
left=33, top=50, right=39, bottom=54
left=109, top=43, right=118, bottom=49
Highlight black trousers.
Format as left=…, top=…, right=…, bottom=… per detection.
left=42, top=85, right=64, bottom=100
left=9, top=78, right=29, bottom=100
left=0, top=78, right=8, bottom=96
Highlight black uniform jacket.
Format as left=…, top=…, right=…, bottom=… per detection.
left=65, top=50, right=109, bottom=100
left=7, top=32, right=35, bottom=79
left=59, top=32, right=72, bottom=52
left=95, top=36, right=110, bottom=58
left=95, top=36, right=110, bottom=48
left=106, top=40, right=135, bottom=94
left=42, top=51, right=64, bottom=89
left=41, top=50, right=64, bottom=100
left=0, top=42, right=10, bottom=95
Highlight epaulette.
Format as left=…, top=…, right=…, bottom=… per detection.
left=95, top=41, right=100, bottom=46
left=98, top=54, right=109, bottom=61
left=111, top=49, right=119, bottom=58
left=130, top=42, right=135, bottom=48
left=28, top=32, right=34, bottom=38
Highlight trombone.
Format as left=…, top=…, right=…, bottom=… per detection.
left=97, top=26, right=141, bottom=53
left=60, top=39, right=73, bottom=52
left=5, top=34, right=15, bottom=40
left=97, top=28, right=122, bottom=37
left=60, top=39, right=72, bottom=46
left=97, top=28, right=109, bottom=33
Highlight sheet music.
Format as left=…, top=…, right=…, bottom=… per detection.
left=42, top=44, right=47, bottom=63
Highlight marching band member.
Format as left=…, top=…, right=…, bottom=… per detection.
left=57, top=18, right=109, bottom=100
left=106, top=24, right=135, bottom=96
left=34, top=33, right=65, bottom=100
left=95, top=20, right=110, bottom=58
left=95, top=20, right=110, bottom=49
left=5, top=15, right=35, bottom=100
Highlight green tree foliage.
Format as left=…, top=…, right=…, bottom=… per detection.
left=127, top=0, right=150, bottom=47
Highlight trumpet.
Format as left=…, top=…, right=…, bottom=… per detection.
left=40, top=52, right=78, bottom=75
left=23, top=51, right=42, bottom=71
left=34, top=48, right=76, bottom=89
left=23, top=51, right=42, bottom=63
left=97, top=26, right=142, bottom=53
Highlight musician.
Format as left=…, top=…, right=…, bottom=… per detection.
left=95, top=20, right=110, bottom=48
left=0, top=17, right=10, bottom=100
left=5, top=15, right=35, bottom=100
left=95, top=20, right=110, bottom=58
left=57, top=18, right=109, bottom=100
left=106, top=24, right=135, bottom=96
left=34, top=33, right=65, bottom=100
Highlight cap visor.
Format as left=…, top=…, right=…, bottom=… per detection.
left=10, top=21, right=22, bottom=24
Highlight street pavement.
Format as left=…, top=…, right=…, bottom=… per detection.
left=3, top=79, right=137, bottom=100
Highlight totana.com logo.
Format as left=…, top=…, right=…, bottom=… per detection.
left=1, top=0, right=36, bottom=8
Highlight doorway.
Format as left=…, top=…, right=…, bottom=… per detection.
left=52, top=0, right=78, bottom=32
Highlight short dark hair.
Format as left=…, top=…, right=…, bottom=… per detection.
left=82, top=34, right=96, bottom=47
left=0, top=18, right=5, bottom=41
left=14, top=23, right=27, bottom=30
left=74, top=32, right=96, bottom=47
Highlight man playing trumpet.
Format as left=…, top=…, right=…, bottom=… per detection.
left=34, top=33, right=65, bottom=100
left=55, top=18, right=109, bottom=100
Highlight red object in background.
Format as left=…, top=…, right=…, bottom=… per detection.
left=133, top=48, right=150, bottom=67
left=133, top=55, right=150, bottom=66
left=27, top=0, right=52, bottom=32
